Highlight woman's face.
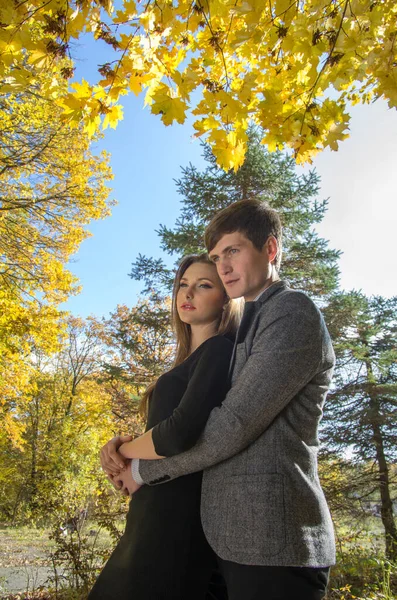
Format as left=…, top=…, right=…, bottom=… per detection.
left=176, top=262, right=226, bottom=327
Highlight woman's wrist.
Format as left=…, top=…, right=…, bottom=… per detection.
left=118, top=441, right=133, bottom=458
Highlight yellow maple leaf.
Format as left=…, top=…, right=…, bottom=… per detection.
left=84, top=113, right=101, bottom=137
left=325, top=122, right=350, bottom=151
left=261, top=132, right=281, bottom=152
left=103, top=104, right=124, bottom=129
left=150, top=86, right=187, bottom=125
left=27, top=50, right=49, bottom=69
left=209, top=129, right=247, bottom=172
left=193, top=116, right=221, bottom=137
left=71, top=79, right=93, bottom=100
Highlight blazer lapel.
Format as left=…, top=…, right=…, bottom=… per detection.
left=227, top=282, right=287, bottom=381
left=236, top=301, right=256, bottom=343
left=228, top=301, right=256, bottom=379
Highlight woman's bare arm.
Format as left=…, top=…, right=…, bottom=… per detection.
left=118, top=429, right=165, bottom=460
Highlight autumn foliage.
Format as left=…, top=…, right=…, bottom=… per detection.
left=1, top=0, right=396, bottom=170
left=0, top=63, right=114, bottom=446
left=0, top=5, right=396, bottom=594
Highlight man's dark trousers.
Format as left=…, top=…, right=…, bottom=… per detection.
left=219, top=559, right=329, bottom=600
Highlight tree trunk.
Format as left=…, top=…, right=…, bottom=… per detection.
left=29, top=404, right=39, bottom=510
left=367, top=367, right=397, bottom=560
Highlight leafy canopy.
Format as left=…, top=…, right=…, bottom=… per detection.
left=0, top=63, right=113, bottom=445
left=0, top=68, right=113, bottom=306
left=1, top=0, right=396, bottom=170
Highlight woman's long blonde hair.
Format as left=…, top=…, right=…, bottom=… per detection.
left=139, top=253, right=243, bottom=416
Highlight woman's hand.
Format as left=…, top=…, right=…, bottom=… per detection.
left=100, top=434, right=133, bottom=478
left=115, top=462, right=142, bottom=496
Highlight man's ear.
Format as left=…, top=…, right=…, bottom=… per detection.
left=266, top=236, right=278, bottom=264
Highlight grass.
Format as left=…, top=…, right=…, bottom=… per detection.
left=0, top=522, right=119, bottom=599
left=325, top=516, right=396, bottom=600
left=0, top=518, right=396, bottom=600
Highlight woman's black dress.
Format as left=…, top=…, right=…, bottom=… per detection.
left=88, top=335, right=233, bottom=600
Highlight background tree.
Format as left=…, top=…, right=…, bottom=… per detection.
left=101, top=297, right=174, bottom=428
left=0, top=64, right=114, bottom=445
left=1, top=0, right=396, bottom=167
left=131, top=128, right=341, bottom=301
left=323, top=292, right=397, bottom=560
left=0, top=66, right=113, bottom=306
left=0, top=317, right=114, bottom=523
left=0, top=287, right=63, bottom=446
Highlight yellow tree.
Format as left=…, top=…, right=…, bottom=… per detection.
left=101, top=297, right=174, bottom=428
left=0, top=317, right=115, bottom=522
left=0, top=64, right=114, bottom=445
left=0, top=288, right=62, bottom=447
left=0, top=68, right=113, bottom=305
left=1, top=0, right=396, bottom=169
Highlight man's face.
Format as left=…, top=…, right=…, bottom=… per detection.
left=209, top=231, right=274, bottom=301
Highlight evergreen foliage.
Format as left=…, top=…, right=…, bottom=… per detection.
left=323, top=292, right=397, bottom=560
left=131, top=128, right=341, bottom=300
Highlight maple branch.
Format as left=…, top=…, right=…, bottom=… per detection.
left=198, top=1, right=230, bottom=90
left=13, top=0, right=58, bottom=35
left=299, top=0, right=349, bottom=136
left=0, top=128, right=60, bottom=175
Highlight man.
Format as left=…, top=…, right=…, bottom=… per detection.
left=101, top=199, right=336, bottom=599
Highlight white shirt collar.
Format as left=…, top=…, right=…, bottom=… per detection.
left=253, top=279, right=282, bottom=302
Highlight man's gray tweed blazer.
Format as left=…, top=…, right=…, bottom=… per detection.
left=139, top=281, right=336, bottom=567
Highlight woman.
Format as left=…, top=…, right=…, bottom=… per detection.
left=89, top=254, right=242, bottom=600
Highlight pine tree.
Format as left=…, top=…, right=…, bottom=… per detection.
left=100, top=297, right=175, bottom=425
left=131, top=128, right=341, bottom=301
left=323, top=292, right=397, bottom=560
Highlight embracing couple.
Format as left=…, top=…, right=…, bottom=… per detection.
left=90, top=199, right=336, bottom=600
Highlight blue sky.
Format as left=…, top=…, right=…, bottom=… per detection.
left=62, top=37, right=397, bottom=319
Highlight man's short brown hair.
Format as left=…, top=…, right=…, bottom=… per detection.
left=204, top=199, right=283, bottom=270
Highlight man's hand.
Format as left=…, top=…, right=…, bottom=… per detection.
left=106, top=472, right=123, bottom=492
left=100, top=435, right=132, bottom=477
left=115, top=462, right=142, bottom=496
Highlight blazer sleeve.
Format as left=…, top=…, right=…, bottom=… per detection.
left=138, top=295, right=331, bottom=485
left=151, top=336, right=234, bottom=456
